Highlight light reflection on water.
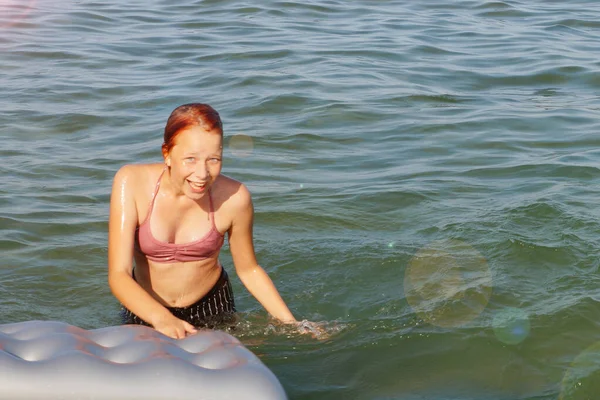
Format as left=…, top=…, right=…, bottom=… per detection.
left=2, top=0, right=600, bottom=398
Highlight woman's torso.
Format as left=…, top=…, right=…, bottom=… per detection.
left=131, top=163, right=233, bottom=308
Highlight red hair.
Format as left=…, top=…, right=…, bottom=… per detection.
left=162, top=103, right=223, bottom=157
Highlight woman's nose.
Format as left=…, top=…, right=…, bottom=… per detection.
left=194, top=164, right=209, bottom=180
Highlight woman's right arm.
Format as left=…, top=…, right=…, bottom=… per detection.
left=107, top=165, right=196, bottom=338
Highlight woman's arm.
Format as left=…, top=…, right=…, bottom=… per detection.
left=107, top=165, right=195, bottom=337
left=227, top=184, right=297, bottom=323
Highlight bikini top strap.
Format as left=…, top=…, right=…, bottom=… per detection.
left=146, top=166, right=167, bottom=216
left=208, top=189, right=216, bottom=225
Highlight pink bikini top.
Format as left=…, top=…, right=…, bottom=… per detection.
left=134, top=169, right=224, bottom=263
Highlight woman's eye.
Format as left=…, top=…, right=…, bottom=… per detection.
left=210, top=158, right=221, bottom=163
left=184, top=157, right=195, bottom=163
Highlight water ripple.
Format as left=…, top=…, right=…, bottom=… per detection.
left=3, top=0, right=600, bottom=399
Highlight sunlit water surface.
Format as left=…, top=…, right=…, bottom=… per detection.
left=2, top=0, right=600, bottom=399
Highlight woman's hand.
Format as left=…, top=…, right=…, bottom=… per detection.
left=152, top=314, right=197, bottom=339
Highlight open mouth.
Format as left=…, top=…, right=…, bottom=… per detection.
left=187, top=180, right=207, bottom=193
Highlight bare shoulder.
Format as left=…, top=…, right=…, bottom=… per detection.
left=112, top=163, right=164, bottom=194
left=213, top=174, right=253, bottom=212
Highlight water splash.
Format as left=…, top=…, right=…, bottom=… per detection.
left=231, top=313, right=349, bottom=342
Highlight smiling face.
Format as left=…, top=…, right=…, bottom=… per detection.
left=160, top=103, right=224, bottom=200
left=165, top=126, right=223, bottom=199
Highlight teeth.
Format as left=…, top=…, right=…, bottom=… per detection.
left=189, top=181, right=206, bottom=189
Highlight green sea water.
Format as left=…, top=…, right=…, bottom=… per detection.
left=2, top=0, right=600, bottom=399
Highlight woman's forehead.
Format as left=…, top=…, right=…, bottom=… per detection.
left=173, top=127, right=223, bottom=150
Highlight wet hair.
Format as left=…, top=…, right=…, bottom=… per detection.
left=162, top=103, right=223, bottom=157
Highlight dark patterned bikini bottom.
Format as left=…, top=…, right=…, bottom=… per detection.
left=121, top=267, right=237, bottom=329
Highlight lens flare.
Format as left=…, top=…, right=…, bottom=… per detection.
left=560, top=341, right=600, bottom=400
left=228, top=134, right=254, bottom=158
left=404, top=239, right=492, bottom=328
left=0, top=0, right=36, bottom=29
left=492, top=307, right=530, bottom=345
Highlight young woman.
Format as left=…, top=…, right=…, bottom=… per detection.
left=108, top=103, right=300, bottom=339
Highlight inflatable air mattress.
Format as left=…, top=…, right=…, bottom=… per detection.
left=0, top=320, right=287, bottom=400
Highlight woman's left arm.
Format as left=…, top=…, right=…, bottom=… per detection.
left=227, top=185, right=297, bottom=323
